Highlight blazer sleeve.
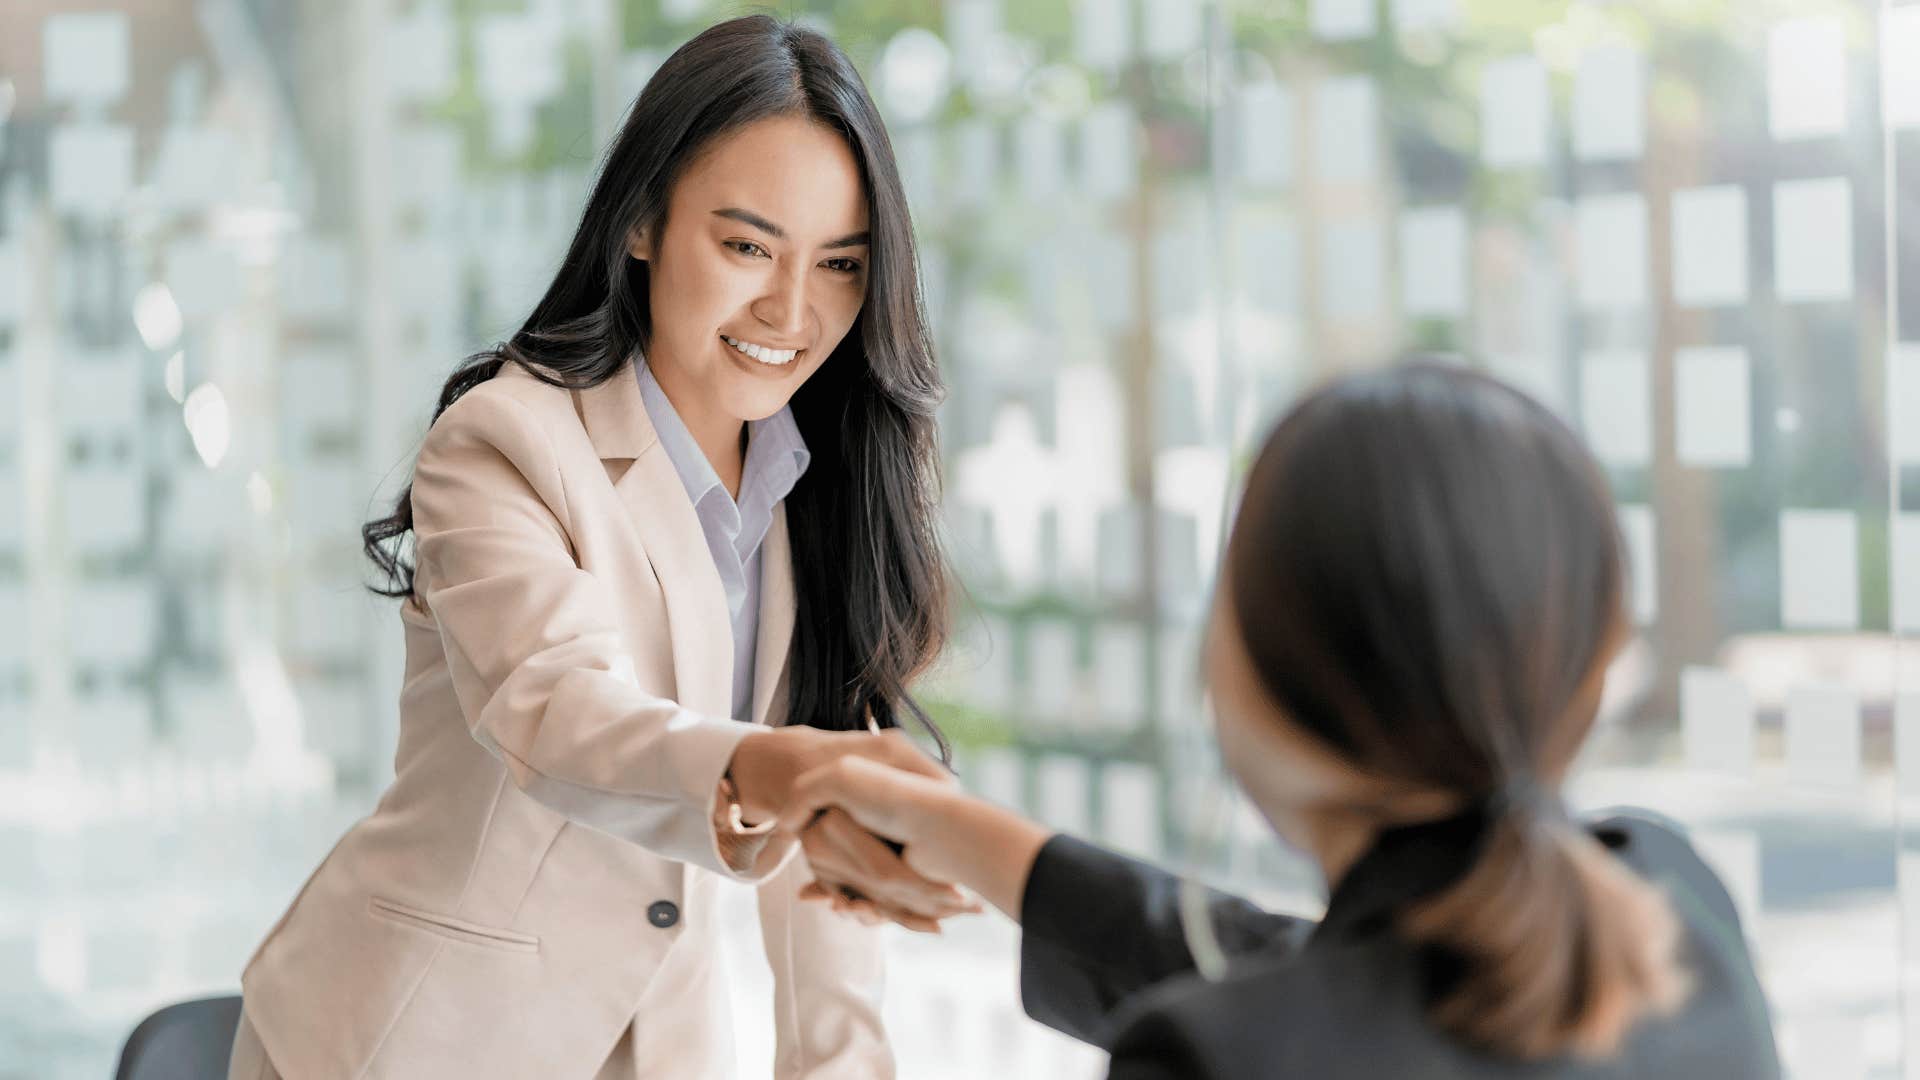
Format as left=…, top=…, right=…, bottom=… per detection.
left=1018, top=834, right=1313, bottom=1047
left=755, top=852, right=894, bottom=1079
left=412, top=385, right=785, bottom=879
left=1102, top=1005, right=1212, bottom=1080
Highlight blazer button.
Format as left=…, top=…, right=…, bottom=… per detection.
left=647, top=900, right=680, bottom=929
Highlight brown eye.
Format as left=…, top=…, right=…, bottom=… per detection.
left=727, top=240, right=770, bottom=258
left=823, top=257, right=862, bottom=275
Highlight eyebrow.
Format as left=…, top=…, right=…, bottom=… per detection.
left=712, top=207, right=870, bottom=250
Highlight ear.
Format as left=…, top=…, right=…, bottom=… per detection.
left=626, top=225, right=651, bottom=262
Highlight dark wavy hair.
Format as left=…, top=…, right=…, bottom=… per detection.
left=362, top=15, right=951, bottom=754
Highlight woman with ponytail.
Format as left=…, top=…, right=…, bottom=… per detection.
left=778, top=362, right=1781, bottom=1077
left=230, top=15, right=971, bottom=1079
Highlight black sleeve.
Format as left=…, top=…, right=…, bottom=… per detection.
left=1017, top=833, right=1312, bottom=1046
left=1102, top=1004, right=1211, bottom=1080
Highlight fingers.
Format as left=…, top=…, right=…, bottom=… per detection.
left=800, top=810, right=977, bottom=920
left=804, top=810, right=938, bottom=912
left=865, top=731, right=950, bottom=779
left=827, top=890, right=885, bottom=926
left=801, top=883, right=946, bottom=933
left=847, top=896, right=943, bottom=934
left=797, top=876, right=955, bottom=934
left=769, top=726, right=946, bottom=831
left=778, top=756, right=900, bottom=835
left=779, top=752, right=963, bottom=842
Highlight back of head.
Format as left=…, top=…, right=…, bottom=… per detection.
left=1224, top=360, right=1689, bottom=1061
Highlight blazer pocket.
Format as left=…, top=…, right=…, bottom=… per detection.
left=367, top=896, right=540, bottom=954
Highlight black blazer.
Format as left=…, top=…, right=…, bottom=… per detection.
left=1019, top=810, right=1780, bottom=1079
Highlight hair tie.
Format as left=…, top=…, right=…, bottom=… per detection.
left=1481, top=773, right=1556, bottom=821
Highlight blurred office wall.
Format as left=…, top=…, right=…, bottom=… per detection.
left=2, top=1, right=1919, bottom=1076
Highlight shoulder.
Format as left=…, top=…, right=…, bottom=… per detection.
left=1586, top=809, right=1781, bottom=1074
left=431, top=360, right=583, bottom=443
left=1585, top=808, right=1748, bottom=943
left=420, top=362, right=608, bottom=492
left=412, top=361, right=599, bottom=524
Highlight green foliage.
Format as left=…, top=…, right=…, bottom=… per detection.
left=919, top=695, right=1017, bottom=751
left=1406, top=318, right=1459, bottom=354
left=420, top=0, right=599, bottom=174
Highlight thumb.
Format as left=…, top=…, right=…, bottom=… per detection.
left=779, top=757, right=914, bottom=839
left=775, top=759, right=866, bottom=833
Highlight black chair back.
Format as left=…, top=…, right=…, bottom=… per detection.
left=115, top=995, right=244, bottom=1080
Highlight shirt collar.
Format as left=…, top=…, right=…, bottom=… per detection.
left=1309, top=811, right=1492, bottom=945
left=634, top=360, right=810, bottom=536
left=740, top=396, right=810, bottom=515
left=635, top=360, right=728, bottom=515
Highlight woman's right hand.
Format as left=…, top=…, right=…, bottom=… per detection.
left=776, top=755, right=965, bottom=875
left=778, top=756, right=1055, bottom=925
left=796, top=808, right=982, bottom=930
left=724, top=725, right=949, bottom=826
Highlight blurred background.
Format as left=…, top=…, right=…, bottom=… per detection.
left=3, top=0, right=1919, bottom=1075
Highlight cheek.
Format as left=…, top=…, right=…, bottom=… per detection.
left=1215, top=705, right=1318, bottom=806
left=795, top=349, right=833, bottom=385
left=822, top=276, right=866, bottom=328
left=652, top=248, right=742, bottom=326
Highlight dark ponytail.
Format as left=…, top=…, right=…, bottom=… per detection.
left=1400, top=805, right=1689, bottom=1059
left=1226, top=360, right=1689, bottom=1061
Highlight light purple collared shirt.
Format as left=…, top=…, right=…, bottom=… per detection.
left=635, top=361, right=810, bottom=723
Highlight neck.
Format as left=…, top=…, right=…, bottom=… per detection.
left=650, top=362, right=746, bottom=499
left=1298, top=788, right=1485, bottom=893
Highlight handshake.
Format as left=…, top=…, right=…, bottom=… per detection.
left=726, top=724, right=1018, bottom=932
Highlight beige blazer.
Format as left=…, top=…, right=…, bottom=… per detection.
left=238, top=360, right=891, bottom=1078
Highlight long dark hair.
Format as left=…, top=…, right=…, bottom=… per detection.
left=1225, top=361, right=1686, bottom=1060
left=362, top=16, right=951, bottom=752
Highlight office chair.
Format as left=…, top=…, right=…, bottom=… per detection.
left=115, top=994, right=243, bottom=1080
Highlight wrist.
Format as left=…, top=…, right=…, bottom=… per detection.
left=908, top=784, right=973, bottom=845
left=941, top=799, right=1054, bottom=922
left=726, top=726, right=804, bottom=822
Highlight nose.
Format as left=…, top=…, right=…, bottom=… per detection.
left=751, top=262, right=810, bottom=342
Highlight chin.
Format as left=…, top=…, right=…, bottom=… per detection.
left=716, top=378, right=802, bottom=423
left=716, top=348, right=831, bottom=421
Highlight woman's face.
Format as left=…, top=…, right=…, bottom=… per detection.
left=631, top=114, right=871, bottom=426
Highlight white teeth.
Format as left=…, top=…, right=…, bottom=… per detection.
left=723, top=335, right=798, bottom=366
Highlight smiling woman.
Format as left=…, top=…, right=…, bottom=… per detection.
left=228, top=14, right=959, bottom=1080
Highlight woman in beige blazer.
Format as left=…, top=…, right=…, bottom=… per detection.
left=230, top=16, right=971, bottom=1079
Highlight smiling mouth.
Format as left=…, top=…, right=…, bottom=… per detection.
left=722, top=334, right=801, bottom=366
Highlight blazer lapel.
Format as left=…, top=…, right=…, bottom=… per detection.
left=751, top=505, right=796, bottom=727
left=576, top=362, right=733, bottom=721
